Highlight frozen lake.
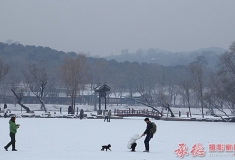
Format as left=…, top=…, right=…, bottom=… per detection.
left=1, top=117, right=235, bottom=160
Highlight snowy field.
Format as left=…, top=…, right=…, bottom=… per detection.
left=1, top=117, right=235, bottom=160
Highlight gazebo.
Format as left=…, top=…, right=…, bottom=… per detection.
left=94, top=83, right=111, bottom=115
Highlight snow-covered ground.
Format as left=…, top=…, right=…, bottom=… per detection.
left=1, top=103, right=234, bottom=159
left=1, top=103, right=234, bottom=117
left=1, top=117, right=235, bottom=160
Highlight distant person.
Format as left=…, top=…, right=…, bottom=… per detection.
left=4, top=105, right=8, bottom=118
left=127, top=134, right=141, bottom=152
left=71, top=106, right=74, bottom=114
left=186, top=112, right=189, bottom=117
left=108, top=110, right=111, bottom=122
left=179, top=111, right=181, bottom=117
left=4, top=103, right=7, bottom=109
left=80, top=109, right=84, bottom=120
left=68, top=106, right=73, bottom=114
left=104, top=110, right=108, bottom=122
left=141, top=118, right=153, bottom=152
left=161, top=110, right=163, bottom=117
left=4, top=117, right=20, bottom=151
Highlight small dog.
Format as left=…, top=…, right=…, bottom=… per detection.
left=101, top=144, right=111, bottom=151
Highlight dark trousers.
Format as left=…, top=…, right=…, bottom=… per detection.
left=104, top=116, right=108, bottom=122
left=144, top=135, right=152, bottom=151
left=5, top=132, right=16, bottom=150
left=131, top=143, right=137, bottom=151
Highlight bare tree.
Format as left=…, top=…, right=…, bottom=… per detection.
left=135, top=84, right=174, bottom=117
left=202, top=74, right=234, bottom=122
left=189, top=63, right=205, bottom=118
left=88, top=58, right=109, bottom=110
left=60, top=54, right=88, bottom=113
left=89, top=58, right=109, bottom=84
left=0, top=59, right=9, bottom=77
left=122, top=62, right=141, bottom=104
left=180, top=78, right=192, bottom=117
left=155, top=90, right=175, bottom=117
left=132, top=91, right=163, bottom=117
left=0, top=59, right=9, bottom=95
left=218, top=52, right=235, bottom=77
left=229, top=41, right=235, bottom=53
left=11, top=79, right=31, bottom=112
left=216, top=41, right=235, bottom=114
left=23, top=64, right=55, bottom=112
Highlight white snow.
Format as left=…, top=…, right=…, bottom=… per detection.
left=1, top=103, right=235, bottom=159
left=1, top=103, right=234, bottom=116
left=1, top=117, right=235, bottom=160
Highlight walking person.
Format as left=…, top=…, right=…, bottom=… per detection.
left=104, top=110, right=108, bottom=122
left=108, top=110, right=111, bottom=122
left=4, top=107, right=8, bottom=118
left=4, top=117, right=20, bottom=151
left=141, top=118, right=153, bottom=152
left=4, top=103, right=8, bottom=118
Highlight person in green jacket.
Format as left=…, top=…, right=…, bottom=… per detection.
left=4, top=117, right=20, bottom=151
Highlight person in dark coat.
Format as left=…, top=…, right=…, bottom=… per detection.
left=80, top=109, right=84, bottom=120
left=68, top=106, right=73, bottom=114
left=4, top=117, right=20, bottom=151
left=68, top=106, right=70, bottom=114
left=141, top=118, right=153, bottom=152
left=108, top=110, right=111, bottom=122
left=4, top=103, right=8, bottom=118
left=104, top=110, right=108, bottom=122
left=4, top=103, right=7, bottom=109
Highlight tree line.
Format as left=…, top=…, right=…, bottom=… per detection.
left=0, top=42, right=235, bottom=119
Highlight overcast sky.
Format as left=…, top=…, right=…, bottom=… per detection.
left=0, top=0, right=235, bottom=56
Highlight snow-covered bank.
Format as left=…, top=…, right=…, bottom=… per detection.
left=1, top=103, right=234, bottom=116
left=1, top=103, right=234, bottom=123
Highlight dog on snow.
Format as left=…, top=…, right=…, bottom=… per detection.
left=101, top=144, right=111, bottom=151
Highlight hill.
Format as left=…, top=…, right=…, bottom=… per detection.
left=105, top=47, right=226, bottom=68
left=0, top=42, right=79, bottom=77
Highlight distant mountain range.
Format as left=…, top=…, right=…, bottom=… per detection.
left=105, top=47, right=226, bottom=68
left=0, top=41, right=226, bottom=70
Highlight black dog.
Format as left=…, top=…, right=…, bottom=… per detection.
left=101, top=144, right=111, bottom=151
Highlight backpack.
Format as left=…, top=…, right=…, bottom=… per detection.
left=150, top=122, right=157, bottom=134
